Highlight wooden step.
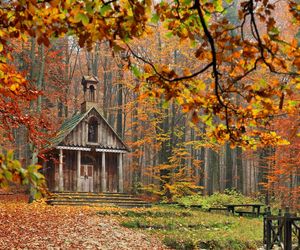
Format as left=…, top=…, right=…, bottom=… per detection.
left=49, top=195, right=135, bottom=200
left=51, top=192, right=133, bottom=197
left=47, top=201, right=152, bottom=208
left=48, top=199, right=149, bottom=204
left=48, top=200, right=151, bottom=207
left=47, top=192, right=151, bottom=208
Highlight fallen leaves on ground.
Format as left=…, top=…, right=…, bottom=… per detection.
left=0, top=194, right=167, bottom=249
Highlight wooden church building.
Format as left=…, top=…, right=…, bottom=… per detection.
left=44, top=76, right=129, bottom=193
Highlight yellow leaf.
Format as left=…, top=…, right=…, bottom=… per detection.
left=10, top=83, right=19, bottom=91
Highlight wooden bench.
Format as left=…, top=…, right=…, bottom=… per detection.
left=208, top=207, right=228, bottom=212
left=224, top=204, right=263, bottom=217
left=236, top=211, right=258, bottom=217
left=177, top=204, right=202, bottom=209
left=190, top=204, right=202, bottom=209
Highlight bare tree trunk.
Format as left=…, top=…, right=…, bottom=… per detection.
left=219, top=145, right=226, bottom=192
left=203, top=148, right=210, bottom=195
left=232, top=148, right=238, bottom=190
left=29, top=43, right=46, bottom=203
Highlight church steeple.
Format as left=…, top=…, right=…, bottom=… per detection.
left=81, top=75, right=99, bottom=113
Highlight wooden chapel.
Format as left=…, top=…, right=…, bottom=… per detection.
left=44, top=76, right=129, bottom=193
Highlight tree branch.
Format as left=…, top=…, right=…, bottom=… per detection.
left=126, top=43, right=213, bottom=83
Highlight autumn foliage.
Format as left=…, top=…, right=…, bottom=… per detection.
left=0, top=0, right=299, bottom=206
left=0, top=194, right=165, bottom=249
left=0, top=0, right=299, bottom=147
left=262, top=112, right=300, bottom=209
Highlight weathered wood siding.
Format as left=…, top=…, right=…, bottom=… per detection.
left=63, top=109, right=125, bottom=149
left=107, top=153, right=117, bottom=192
left=45, top=150, right=119, bottom=192
left=63, top=150, right=77, bottom=191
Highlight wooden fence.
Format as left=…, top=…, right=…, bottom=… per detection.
left=263, top=207, right=300, bottom=250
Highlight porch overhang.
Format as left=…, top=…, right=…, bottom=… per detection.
left=55, top=146, right=127, bottom=153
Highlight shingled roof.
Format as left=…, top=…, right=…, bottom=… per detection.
left=48, top=111, right=87, bottom=147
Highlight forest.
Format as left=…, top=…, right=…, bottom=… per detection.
left=0, top=0, right=299, bottom=248
left=1, top=0, right=298, bottom=205
left=0, top=0, right=300, bottom=249
left=0, top=1, right=300, bottom=205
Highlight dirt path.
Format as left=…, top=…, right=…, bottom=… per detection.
left=0, top=195, right=167, bottom=249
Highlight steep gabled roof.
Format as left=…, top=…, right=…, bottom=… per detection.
left=48, top=111, right=87, bottom=147
left=48, top=107, right=129, bottom=151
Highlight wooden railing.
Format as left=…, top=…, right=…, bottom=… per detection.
left=263, top=207, right=300, bottom=250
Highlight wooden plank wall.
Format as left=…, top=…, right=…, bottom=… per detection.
left=63, top=109, right=125, bottom=149
left=45, top=150, right=119, bottom=192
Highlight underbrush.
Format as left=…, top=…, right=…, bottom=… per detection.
left=175, top=189, right=261, bottom=211
left=98, top=205, right=263, bottom=249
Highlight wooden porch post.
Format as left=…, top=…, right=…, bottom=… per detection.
left=118, top=153, right=124, bottom=193
left=58, top=149, right=64, bottom=191
left=101, top=152, right=106, bottom=192
left=77, top=150, right=81, bottom=191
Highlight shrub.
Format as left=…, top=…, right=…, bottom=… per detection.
left=176, top=189, right=261, bottom=210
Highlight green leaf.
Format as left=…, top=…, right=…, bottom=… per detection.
left=0, top=56, right=7, bottom=63
left=4, top=170, right=12, bottom=180
left=162, top=100, right=169, bottom=109
left=86, top=2, right=94, bottom=14
left=259, top=78, right=268, bottom=89
left=201, top=114, right=213, bottom=127
left=75, top=13, right=89, bottom=26
left=81, top=13, right=89, bottom=26
left=184, top=0, right=193, bottom=5
left=288, top=100, right=298, bottom=106
left=151, top=13, right=159, bottom=24
left=131, top=65, right=141, bottom=78
left=190, top=39, right=197, bottom=48
left=269, top=27, right=280, bottom=38
left=214, top=0, right=223, bottom=12
left=165, top=31, right=173, bottom=38
left=100, top=4, right=112, bottom=16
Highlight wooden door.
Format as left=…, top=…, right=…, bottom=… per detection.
left=80, top=165, right=93, bottom=192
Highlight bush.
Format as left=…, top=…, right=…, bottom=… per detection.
left=176, top=189, right=261, bottom=210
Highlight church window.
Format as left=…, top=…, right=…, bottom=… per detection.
left=88, top=118, right=98, bottom=143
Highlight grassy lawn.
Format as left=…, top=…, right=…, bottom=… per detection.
left=98, top=204, right=263, bottom=250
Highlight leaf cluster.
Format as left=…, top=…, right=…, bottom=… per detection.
left=0, top=151, right=46, bottom=199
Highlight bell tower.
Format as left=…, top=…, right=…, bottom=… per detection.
left=81, top=75, right=99, bottom=113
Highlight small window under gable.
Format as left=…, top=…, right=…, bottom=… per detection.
left=88, top=117, right=98, bottom=143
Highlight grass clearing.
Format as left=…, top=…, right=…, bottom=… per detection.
left=98, top=204, right=263, bottom=249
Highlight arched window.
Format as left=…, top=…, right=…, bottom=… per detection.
left=88, top=117, right=98, bottom=143
left=89, top=85, right=95, bottom=102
